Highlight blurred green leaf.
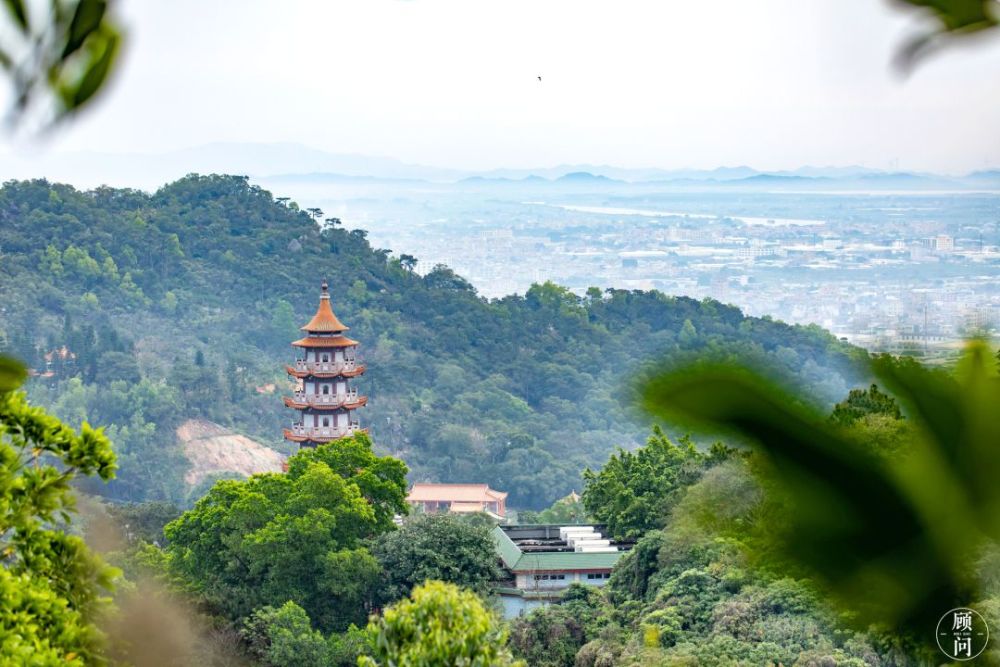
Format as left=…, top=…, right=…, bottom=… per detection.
left=894, top=0, right=999, bottom=67
left=0, top=356, right=26, bottom=392
left=874, top=343, right=1000, bottom=540
left=61, top=0, right=107, bottom=60
left=2, top=0, right=28, bottom=33
left=60, top=26, right=120, bottom=112
left=0, top=0, right=122, bottom=129
left=898, top=0, right=997, bottom=32
left=640, top=342, right=999, bottom=641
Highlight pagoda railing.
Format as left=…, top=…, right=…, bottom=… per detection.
left=293, top=359, right=359, bottom=374
left=291, top=389, right=359, bottom=407
left=289, top=422, right=363, bottom=439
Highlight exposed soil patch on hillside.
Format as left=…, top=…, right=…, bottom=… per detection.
left=178, top=419, right=285, bottom=486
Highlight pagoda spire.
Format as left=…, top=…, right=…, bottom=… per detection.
left=300, top=280, right=350, bottom=333
left=283, top=280, right=368, bottom=447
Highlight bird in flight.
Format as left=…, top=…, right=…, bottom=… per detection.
left=537, top=76, right=542, bottom=81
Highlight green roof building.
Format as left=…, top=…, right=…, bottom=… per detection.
left=491, top=524, right=633, bottom=618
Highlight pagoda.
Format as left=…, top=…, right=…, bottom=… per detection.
left=283, top=280, right=367, bottom=447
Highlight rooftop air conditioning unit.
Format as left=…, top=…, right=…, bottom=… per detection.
left=565, top=533, right=600, bottom=545
left=559, top=526, right=595, bottom=540
left=569, top=538, right=610, bottom=548
left=565, top=531, right=597, bottom=541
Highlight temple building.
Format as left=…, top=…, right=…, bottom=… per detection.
left=283, top=281, right=367, bottom=447
left=407, top=483, right=509, bottom=520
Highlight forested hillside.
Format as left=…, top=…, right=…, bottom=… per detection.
left=0, top=175, right=866, bottom=507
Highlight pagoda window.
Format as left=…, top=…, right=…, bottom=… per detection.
left=321, top=353, right=330, bottom=362
left=322, top=385, right=330, bottom=395
left=323, top=417, right=330, bottom=427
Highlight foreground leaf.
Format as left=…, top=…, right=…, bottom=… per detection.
left=641, top=345, right=998, bottom=639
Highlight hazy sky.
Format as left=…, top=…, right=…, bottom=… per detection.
left=7, top=0, right=1000, bottom=173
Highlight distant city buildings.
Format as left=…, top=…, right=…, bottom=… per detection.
left=340, top=188, right=999, bottom=356
left=932, top=235, right=954, bottom=252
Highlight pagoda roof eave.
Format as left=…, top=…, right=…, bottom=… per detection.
left=285, top=364, right=366, bottom=379
left=292, top=336, right=359, bottom=348
left=283, top=428, right=370, bottom=444
left=283, top=396, right=368, bottom=410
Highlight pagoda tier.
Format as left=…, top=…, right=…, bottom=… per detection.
left=285, top=361, right=366, bottom=380
left=283, top=425, right=369, bottom=444
left=283, top=392, right=368, bottom=410
left=284, top=280, right=368, bottom=448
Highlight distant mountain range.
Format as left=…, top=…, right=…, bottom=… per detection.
left=1, top=140, right=997, bottom=191
left=450, top=168, right=990, bottom=190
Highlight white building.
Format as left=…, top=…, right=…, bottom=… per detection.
left=493, top=524, right=633, bottom=618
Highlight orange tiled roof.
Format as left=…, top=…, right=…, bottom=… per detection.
left=291, top=336, right=359, bottom=349
left=43, top=346, right=75, bottom=363
left=407, top=483, right=508, bottom=503
left=301, top=281, right=349, bottom=332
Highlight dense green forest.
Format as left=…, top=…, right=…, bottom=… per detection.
left=1, top=176, right=995, bottom=665
left=0, top=175, right=866, bottom=508
left=507, top=395, right=930, bottom=666
left=5, top=356, right=998, bottom=665
left=108, top=378, right=1000, bottom=665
